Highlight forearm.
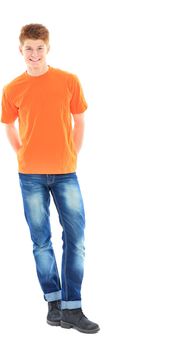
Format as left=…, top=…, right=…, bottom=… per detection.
left=5, top=123, right=22, bottom=153
left=73, top=119, right=85, bottom=153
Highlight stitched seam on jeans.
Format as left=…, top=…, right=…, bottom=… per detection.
left=50, top=188, right=69, bottom=300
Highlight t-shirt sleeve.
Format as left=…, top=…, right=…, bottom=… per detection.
left=1, top=88, right=18, bottom=124
left=70, top=75, right=88, bottom=114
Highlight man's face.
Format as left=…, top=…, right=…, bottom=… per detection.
left=20, top=39, right=49, bottom=72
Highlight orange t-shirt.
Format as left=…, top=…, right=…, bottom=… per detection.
left=1, top=66, right=87, bottom=174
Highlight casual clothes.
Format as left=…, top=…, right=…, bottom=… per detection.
left=1, top=67, right=87, bottom=309
left=19, top=172, right=85, bottom=309
left=1, top=66, right=87, bottom=174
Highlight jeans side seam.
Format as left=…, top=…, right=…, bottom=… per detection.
left=50, top=188, right=69, bottom=301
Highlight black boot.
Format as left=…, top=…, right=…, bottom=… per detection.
left=61, top=308, right=100, bottom=334
left=47, top=300, right=61, bottom=326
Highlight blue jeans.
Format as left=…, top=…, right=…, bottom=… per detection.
left=18, top=172, right=85, bottom=310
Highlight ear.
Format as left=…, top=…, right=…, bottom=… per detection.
left=47, top=45, right=50, bottom=53
left=19, top=45, right=23, bottom=55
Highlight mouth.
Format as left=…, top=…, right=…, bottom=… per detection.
left=29, top=59, right=41, bottom=62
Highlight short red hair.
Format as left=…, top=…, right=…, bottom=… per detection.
left=19, top=23, right=49, bottom=45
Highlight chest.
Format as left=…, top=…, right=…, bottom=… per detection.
left=16, top=82, right=71, bottom=111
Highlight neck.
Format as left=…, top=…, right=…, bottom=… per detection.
left=27, top=64, right=49, bottom=77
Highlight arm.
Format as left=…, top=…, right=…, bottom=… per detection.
left=5, top=122, right=22, bottom=153
left=72, top=113, right=85, bottom=153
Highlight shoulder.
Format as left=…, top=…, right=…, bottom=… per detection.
left=50, top=66, right=78, bottom=83
left=49, top=67, right=81, bottom=94
left=3, top=72, right=27, bottom=95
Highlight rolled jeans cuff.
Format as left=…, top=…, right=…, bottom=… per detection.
left=61, top=300, right=82, bottom=310
left=44, top=290, right=62, bottom=302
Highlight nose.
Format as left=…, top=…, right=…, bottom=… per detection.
left=31, top=50, right=39, bottom=57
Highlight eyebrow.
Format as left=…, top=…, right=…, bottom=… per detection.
left=24, top=45, right=44, bottom=49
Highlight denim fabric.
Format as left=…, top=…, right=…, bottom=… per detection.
left=18, top=172, right=85, bottom=310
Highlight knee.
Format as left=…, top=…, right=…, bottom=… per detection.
left=33, top=239, right=52, bottom=252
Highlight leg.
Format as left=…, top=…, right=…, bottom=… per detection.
left=51, top=173, right=100, bottom=333
left=51, top=173, right=85, bottom=310
left=19, top=174, right=61, bottom=302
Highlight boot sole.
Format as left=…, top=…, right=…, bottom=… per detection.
left=47, top=319, right=61, bottom=326
left=61, top=321, right=100, bottom=334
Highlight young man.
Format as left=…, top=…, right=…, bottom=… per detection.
left=1, top=23, right=99, bottom=334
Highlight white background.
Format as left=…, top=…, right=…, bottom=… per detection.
left=0, top=0, right=180, bottom=349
